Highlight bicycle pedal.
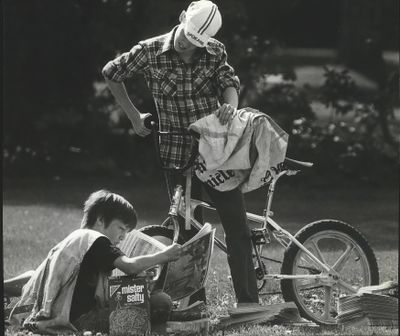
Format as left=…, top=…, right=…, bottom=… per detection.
left=4, top=296, right=11, bottom=309
left=251, top=228, right=269, bottom=245
left=255, top=264, right=268, bottom=280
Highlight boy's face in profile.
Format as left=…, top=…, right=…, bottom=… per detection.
left=101, top=219, right=130, bottom=245
left=174, top=25, right=198, bottom=54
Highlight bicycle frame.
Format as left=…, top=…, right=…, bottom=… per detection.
left=167, top=167, right=342, bottom=285
left=149, top=120, right=341, bottom=286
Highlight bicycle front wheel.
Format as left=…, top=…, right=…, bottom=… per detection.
left=280, top=220, right=379, bottom=325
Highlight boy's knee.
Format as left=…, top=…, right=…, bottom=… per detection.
left=149, top=290, right=173, bottom=325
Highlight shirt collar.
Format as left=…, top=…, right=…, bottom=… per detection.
left=157, top=25, right=218, bottom=56
left=158, top=27, right=176, bottom=55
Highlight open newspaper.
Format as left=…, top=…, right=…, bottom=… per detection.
left=113, top=223, right=215, bottom=301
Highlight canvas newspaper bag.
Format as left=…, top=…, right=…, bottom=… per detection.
left=189, top=108, right=288, bottom=193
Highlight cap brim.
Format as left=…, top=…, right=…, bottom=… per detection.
left=184, top=22, right=209, bottom=48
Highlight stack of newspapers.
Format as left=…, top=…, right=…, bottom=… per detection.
left=219, top=302, right=308, bottom=327
left=337, top=281, right=398, bottom=327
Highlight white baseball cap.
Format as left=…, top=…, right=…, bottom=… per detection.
left=182, top=1, right=222, bottom=48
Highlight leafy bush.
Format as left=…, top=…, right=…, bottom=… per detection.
left=251, top=78, right=315, bottom=131
left=320, top=66, right=356, bottom=115
left=238, top=53, right=398, bottom=184
left=288, top=68, right=399, bottom=183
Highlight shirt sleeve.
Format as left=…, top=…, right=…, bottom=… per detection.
left=102, top=43, right=148, bottom=82
left=85, top=237, right=125, bottom=273
left=214, top=45, right=240, bottom=96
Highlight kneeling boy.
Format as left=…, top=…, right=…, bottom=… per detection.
left=8, top=189, right=181, bottom=334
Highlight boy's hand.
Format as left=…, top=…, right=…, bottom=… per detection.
left=214, top=103, right=236, bottom=125
left=131, top=112, right=152, bottom=137
left=163, top=243, right=182, bottom=262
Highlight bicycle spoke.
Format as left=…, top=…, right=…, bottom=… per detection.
left=337, top=279, right=358, bottom=294
left=289, top=243, right=324, bottom=274
left=299, top=253, right=323, bottom=272
left=296, top=278, right=323, bottom=291
left=323, top=286, right=332, bottom=320
left=311, top=240, right=328, bottom=265
left=297, top=284, right=324, bottom=291
left=298, top=265, right=321, bottom=273
left=332, top=244, right=354, bottom=272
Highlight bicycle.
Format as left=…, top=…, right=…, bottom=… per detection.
left=139, top=120, right=380, bottom=326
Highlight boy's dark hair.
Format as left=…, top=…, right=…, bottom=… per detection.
left=81, top=190, right=137, bottom=231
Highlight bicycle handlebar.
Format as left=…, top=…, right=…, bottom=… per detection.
left=284, top=157, right=314, bottom=169
left=144, top=116, right=313, bottom=173
left=145, top=117, right=199, bottom=172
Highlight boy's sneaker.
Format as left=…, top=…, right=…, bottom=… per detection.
left=228, top=302, right=266, bottom=316
left=169, top=301, right=209, bottom=321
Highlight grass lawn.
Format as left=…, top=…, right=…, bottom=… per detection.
left=3, top=176, right=398, bottom=335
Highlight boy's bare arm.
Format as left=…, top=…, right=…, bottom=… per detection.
left=113, top=243, right=181, bottom=275
left=104, top=78, right=151, bottom=137
left=214, top=86, right=239, bottom=125
left=222, top=86, right=239, bottom=108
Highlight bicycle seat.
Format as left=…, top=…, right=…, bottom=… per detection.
left=284, top=157, right=314, bottom=170
left=190, top=199, right=216, bottom=211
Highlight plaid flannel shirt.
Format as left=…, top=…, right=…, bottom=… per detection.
left=102, top=26, right=240, bottom=167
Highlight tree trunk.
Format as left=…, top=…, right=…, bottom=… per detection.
left=338, top=0, right=386, bottom=84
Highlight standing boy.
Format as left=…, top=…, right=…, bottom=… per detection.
left=102, top=1, right=259, bottom=306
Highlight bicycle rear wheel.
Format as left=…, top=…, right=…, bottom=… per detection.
left=139, top=224, right=185, bottom=246
left=280, top=220, right=379, bottom=325
left=138, top=224, right=185, bottom=293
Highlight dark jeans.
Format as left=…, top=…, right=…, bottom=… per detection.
left=166, top=172, right=259, bottom=304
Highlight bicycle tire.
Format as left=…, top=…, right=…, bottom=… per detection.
left=139, top=225, right=186, bottom=245
left=138, top=225, right=186, bottom=293
left=280, top=219, right=379, bottom=325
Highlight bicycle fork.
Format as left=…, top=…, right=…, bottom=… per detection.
left=168, top=185, right=184, bottom=243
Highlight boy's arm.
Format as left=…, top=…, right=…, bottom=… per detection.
left=104, top=78, right=151, bottom=137
left=212, top=43, right=240, bottom=125
left=222, top=86, right=239, bottom=108
left=214, top=87, right=239, bottom=125
left=102, top=44, right=151, bottom=137
left=113, top=243, right=181, bottom=275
